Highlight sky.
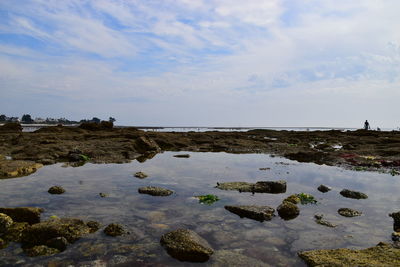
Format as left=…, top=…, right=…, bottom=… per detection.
left=0, top=0, right=399, bottom=128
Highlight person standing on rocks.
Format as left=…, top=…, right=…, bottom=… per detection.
left=364, top=120, right=370, bottom=130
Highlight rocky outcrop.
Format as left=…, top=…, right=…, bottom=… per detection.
left=216, top=180, right=286, bottom=194
left=277, top=201, right=299, bottom=220
left=338, top=208, right=362, bottom=217
left=340, top=189, right=368, bottom=199
left=160, top=229, right=214, bottom=262
left=224, top=205, right=275, bottom=222
left=298, top=242, right=400, bottom=267
left=104, top=223, right=125, bottom=237
left=0, top=160, right=43, bottom=179
left=48, top=186, right=66, bottom=194
left=138, top=186, right=173, bottom=196
left=0, top=207, right=43, bottom=224
left=317, top=184, right=332, bottom=193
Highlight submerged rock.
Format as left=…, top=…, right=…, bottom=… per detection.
left=48, top=186, right=65, bottom=194
left=0, top=207, right=43, bottom=224
left=314, top=214, right=337, bottom=228
left=210, top=249, right=269, bottom=267
left=277, top=201, right=299, bottom=220
left=225, top=205, right=275, bottom=222
left=24, top=245, right=60, bottom=257
left=138, top=186, right=173, bottom=196
left=317, top=184, right=332, bottom=193
left=134, top=171, right=148, bottom=179
left=340, top=189, right=368, bottom=199
left=338, top=208, right=362, bottom=217
left=46, top=237, right=68, bottom=251
left=173, top=154, right=190, bottom=158
left=389, top=211, right=400, bottom=232
left=0, top=160, right=43, bottom=179
left=216, top=180, right=286, bottom=194
left=0, top=213, right=13, bottom=234
left=298, top=242, right=400, bottom=267
left=160, top=229, right=214, bottom=262
left=104, top=223, right=125, bottom=237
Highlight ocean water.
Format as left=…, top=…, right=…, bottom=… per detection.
left=0, top=152, right=399, bottom=266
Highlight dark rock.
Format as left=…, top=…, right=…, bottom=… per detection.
left=314, top=214, right=337, bottom=228
left=0, top=207, right=43, bottom=224
left=224, top=205, right=275, bottom=222
left=2, top=222, right=29, bottom=242
left=46, top=237, right=68, bottom=251
left=284, top=194, right=301, bottom=204
left=99, top=192, right=108, bottom=198
left=134, top=136, right=161, bottom=153
left=24, top=245, right=59, bottom=257
left=86, top=221, right=101, bottom=233
left=0, top=213, right=13, bottom=234
left=216, top=180, right=286, bottom=194
left=160, top=229, right=214, bottom=262
left=22, top=218, right=94, bottom=246
left=285, top=151, right=334, bottom=165
left=136, top=152, right=157, bottom=163
left=0, top=238, right=7, bottom=249
left=338, top=208, right=362, bottom=217
left=392, top=232, right=400, bottom=242
left=67, top=149, right=83, bottom=162
left=340, top=189, right=368, bottom=199
left=173, top=154, right=190, bottom=158
left=48, top=186, right=65, bottom=194
left=134, top=172, right=148, bottom=179
left=389, top=211, right=400, bottom=232
left=317, top=184, right=332, bottom=193
left=104, top=223, right=125, bottom=237
left=277, top=201, right=300, bottom=220
left=138, top=186, right=173, bottom=196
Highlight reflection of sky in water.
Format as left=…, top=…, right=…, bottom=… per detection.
left=0, top=152, right=399, bottom=266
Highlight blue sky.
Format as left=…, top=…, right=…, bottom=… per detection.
left=1, top=0, right=399, bottom=127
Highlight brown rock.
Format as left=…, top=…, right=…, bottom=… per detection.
left=0, top=207, right=43, bottom=224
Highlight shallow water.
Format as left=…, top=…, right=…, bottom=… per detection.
left=0, top=152, right=399, bottom=266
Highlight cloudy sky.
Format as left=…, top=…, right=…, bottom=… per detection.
left=1, top=0, right=399, bottom=127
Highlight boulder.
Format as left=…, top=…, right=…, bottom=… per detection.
left=298, top=242, right=400, bottom=267
left=0, top=207, right=43, bottom=224
left=134, top=172, right=148, bottom=179
left=317, top=184, right=332, bottom=193
left=46, top=237, right=68, bottom=251
left=104, top=223, right=125, bottom=237
left=216, top=180, right=286, bottom=194
left=160, top=229, right=214, bottom=262
left=340, top=189, right=368, bottom=199
left=2, top=222, right=29, bottom=242
left=283, top=194, right=301, bottom=204
left=24, top=245, right=60, bottom=257
left=389, top=211, right=400, bottom=232
left=0, top=160, right=43, bottom=179
left=138, top=186, right=173, bottom=196
left=48, top=186, right=65, bottom=194
left=277, top=201, right=299, bottom=220
left=0, top=213, right=13, bottom=234
left=338, top=208, right=362, bottom=217
left=224, top=205, right=275, bottom=222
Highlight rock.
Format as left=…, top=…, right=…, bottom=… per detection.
left=0, top=207, right=43, bottom=224
left=317, top=184, right=332, bottom=193
left=338, top=208, right=362, bottom=217
left=277, top=201, right=299, bottom=220
left=392, top=232, right=400, bottom=242
left=314, top=214, right=337, bottom=228
left=389, top=211, right=400, bottom=232
left=87, top=221, right=101, bottom=233
left=134, top=171, right=148, bottom=179
left=340, top=189, right=368, bottom=199
left=0, top=122, right=22, bottom=132
left=298, top=242, right=400, bottom=267
left=24, top=245, right=60, bottom=257
left=0, top=160, right=43, bottom=178
left=104, top=223, right=125, bottom=237
left=173, top=154, right=190, bottom=158
left=22, top=218, right=95, bottom=246
left=160, top=229, right=214, bottom=262
left=2, top=222, right=29, bottom=242
left=210, top=249, right=270, bottom=267
left=0, top=213, right=13, bottom=234
left=48, top=186, right=65, bottom=194
left=46, top=237, right=69, bottom=251
left=224, top=205, right=275, bottom=222
left=134, top=136, right=161, bottom=153
left=138, top=186, right=173, bottom=196
left=284, top=194, right=301, bottom=204
left=0, top=238, right=7, bottom=249
left=99, top=192, right=108, bottom=198
left=216, top=180, right=286, bottom=194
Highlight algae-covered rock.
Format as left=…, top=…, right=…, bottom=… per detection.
left=317, top=184, right=332, bottom=193
left=284, top=194, right=301, bottom=204
left=338, top=208, right=362, bottom=217
left=160, top=229, right=214, bottom=262
left=46, top=237, right=68, bottom=251
left=24, top=245, right=60, bottom=257
left=0, top=207, right=43, bottom=224
left=298, top=242, right=400, bottom=267
left=392, top=232, right=400, bottom=242
left=0, top=213, right=13, bottom=234
left=104, top=223, right=125, bottom=237
left=340, top=189, right=368, bottom=199
left=138, top=186, right=173, bottom=196
left=134, top=171, right=148, bottom=179
left=22, top=218, right=94, bottom=246
left=86, top=221, right=101, bottom=233
left=216, top=180, right=286, bottom=194
left=277, top=201, right=299, bottom=220
left=48, top=186, right=65, bottom=194
left=225, top=205, right=275, bottom=222
left=2, top=222, right=29, bottom=242
left=389, top=211, right=400, bottom=232
left=0, top=160, right=43, bottom=178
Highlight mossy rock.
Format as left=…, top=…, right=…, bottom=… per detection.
left=0, top=207, right=43, bottom=224
left=277, top=201, right=300, bottom=220
left=0, top=213, right=13, bottom=234
left=24, top=245, right=60, bottom=257
left=104, top=223, right=125, bottom=237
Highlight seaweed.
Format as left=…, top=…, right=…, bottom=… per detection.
left=195, top=194, right=220, bottom=205
left=297, top=193, right=317, bottom=205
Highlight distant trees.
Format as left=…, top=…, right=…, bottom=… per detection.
left=109, top=117, right=116, bottom=123
left=21, top=114, right=33, bottom=123
left=0, top=114, right=116, bottom=125
left=0, top=115, right=6, bottom=122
